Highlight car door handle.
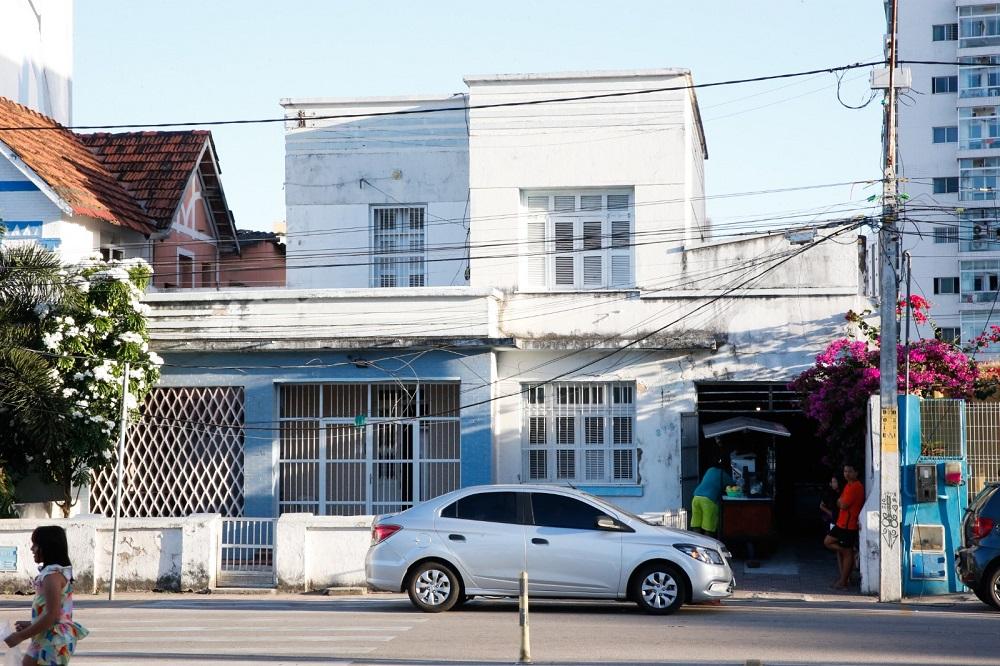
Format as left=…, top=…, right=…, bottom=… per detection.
left=448, top=534, right=466, bottom=542
left=531, top=538, right=549, bottom=545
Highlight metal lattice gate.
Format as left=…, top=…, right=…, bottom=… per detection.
left=90, top=386, right=246, bottom=517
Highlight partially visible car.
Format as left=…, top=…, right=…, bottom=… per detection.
left=956, top=481, right=1000, bottom=609
left=365, top=484, right=734, bottom=614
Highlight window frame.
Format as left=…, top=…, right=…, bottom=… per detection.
left=520, top=191, right=634, bottom=291
left=933, top=177, right=960, bottom=194
left=932, top=76, right=959, bottom=94
left=933, top=277, right=960, bottom=294
left=370, top=205, right=427, bottom=288
left=932, top=126, right=959, bottom=144
left=521, top=381, right=637, bottom=486
left=933, top=23, right=959, bottom=41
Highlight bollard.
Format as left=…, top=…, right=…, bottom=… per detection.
left=519, top=570, right=531, bottom=664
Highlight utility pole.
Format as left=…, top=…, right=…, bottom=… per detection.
left=109, top=361, right=130, bottom=601
left=878, top=0, right=903, bottom=602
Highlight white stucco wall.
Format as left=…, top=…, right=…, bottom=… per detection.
left=274, top=513, right=372, bottom=590
left=0, top=0, right=73, bottom=125
left=464, top=69, right=707, bottom=291
left=0, top=515, right=219, bottom=593
left=282, top=96, right=470, bottom=289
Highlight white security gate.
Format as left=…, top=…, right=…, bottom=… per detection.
left=278, top=382, right=461, bottom=516
left=218, top=518, right=275, bottom=588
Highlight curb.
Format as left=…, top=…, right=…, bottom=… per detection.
left=323, top=586, right=370, bottom=596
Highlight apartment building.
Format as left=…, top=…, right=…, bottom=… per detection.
left=896, top=2, right=1000, bottom=347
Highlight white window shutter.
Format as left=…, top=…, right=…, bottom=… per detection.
left=554, top=195, right=576, bottom=212
left=522, top=214, right=547, bottom=287
left=555, top=256, right=575, bottom=285
left=554, top=220, right=576, bottom=286
left=583, top=256, right=603, bottom=286
left=610, top=218, right=632, bottom=287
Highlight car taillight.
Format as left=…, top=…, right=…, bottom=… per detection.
left=972, top=516, right=995, bottom=541
left=371, top=523, right=402, bottom=545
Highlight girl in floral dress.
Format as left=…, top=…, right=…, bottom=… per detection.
left=4, top=526, right=88, bottom=665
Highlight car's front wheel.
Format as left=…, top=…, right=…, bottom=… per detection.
left=632, top=562, right=686, bottom=615
left=407, top=561, right=461, bottom=613
left=975, top=564, right=1000, bottom=610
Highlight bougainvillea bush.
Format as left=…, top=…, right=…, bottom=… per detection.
left=790, top=302, right=978, bottom=466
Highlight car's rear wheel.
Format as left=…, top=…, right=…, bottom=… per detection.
left=407, top=561, right=461, bottom=613
left=976, top=564, right=1000, bottom=610
left=632, top=562, right=686, bottom=615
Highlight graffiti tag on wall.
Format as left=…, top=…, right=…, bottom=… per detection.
left=880, top=492, right=900, bottom=549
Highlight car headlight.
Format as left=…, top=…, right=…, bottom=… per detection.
left=674, top=543, right=725, bottom=565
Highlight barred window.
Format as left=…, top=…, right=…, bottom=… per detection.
left=277, top=382, right=460, bottom=516
left=522, top=381, right=636, bottom=484
left=371, top=206, right=426, bottom=287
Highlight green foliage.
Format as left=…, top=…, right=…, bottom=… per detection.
left=0, top=248, right=161, bottom=515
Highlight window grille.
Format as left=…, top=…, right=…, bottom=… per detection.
left=90, top=386, right=246, bottom=517
left=520, top=191, right=633, bottom=290
left=371, top=206, right=426, bottom=288
left=522, top=381, right=637, bottom=484
left=277, top=382, right=460, bottom=515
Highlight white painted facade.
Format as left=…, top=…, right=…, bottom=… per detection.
left=0, top=149, right=150, bottom=264
left=0, top=0, right=73, bottom=125
left=465, top=69, right=708, bottom=291
left=281, top=96, right=470, bottom=289
left=261, top=68, right=871, bottom=515
left=896, top=1, right=1000, bottom=350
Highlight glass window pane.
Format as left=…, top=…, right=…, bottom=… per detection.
left=530, top=492, right=607, bottom=529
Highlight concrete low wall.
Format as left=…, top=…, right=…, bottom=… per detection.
left=0, top=514, right=220, bottom=594
left=275, top=513, right=373, bottom=591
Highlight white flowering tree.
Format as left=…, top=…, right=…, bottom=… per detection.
left=4, top=255, right=162, bottom=516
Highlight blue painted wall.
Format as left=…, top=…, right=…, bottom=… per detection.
left=899, top=395, right=969, bottom=596
left=155, top=348, right=494, bottom=516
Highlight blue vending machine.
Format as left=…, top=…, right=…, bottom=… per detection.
left=898, top=395, right=969, bottom=596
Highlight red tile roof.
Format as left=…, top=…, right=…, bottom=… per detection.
left=0, top=97, right=155, bottom=235
left=79, top=131, right=211, bottom=231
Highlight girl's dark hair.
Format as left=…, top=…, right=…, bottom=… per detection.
left=31, top=525, right=72, bottom=569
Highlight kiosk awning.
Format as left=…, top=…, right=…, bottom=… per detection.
left=702, top=417, right=791, bottom=439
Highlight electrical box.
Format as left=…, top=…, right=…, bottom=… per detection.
left=916, top=464, right=938, bottom=503
left=910, top=524, right=947, bottom=580
left=870, top=66, right=913, bottom=90
left=944, top=461, right=962, bottom=486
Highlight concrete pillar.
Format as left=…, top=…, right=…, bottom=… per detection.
left=181, top=514, right=220, bottom=590
left=275, top=513, right=311, bottom=591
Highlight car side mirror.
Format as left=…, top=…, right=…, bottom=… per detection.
left=596, top=516, right=621, bottom=530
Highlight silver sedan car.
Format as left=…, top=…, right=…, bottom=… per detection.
left=366, top=484, right=734, bottom=614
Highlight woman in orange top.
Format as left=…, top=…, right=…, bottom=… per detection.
left=823, top=463, right=865, bottom=590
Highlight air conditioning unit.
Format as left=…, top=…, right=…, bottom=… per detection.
left=971, top=240, right=990, bottom=250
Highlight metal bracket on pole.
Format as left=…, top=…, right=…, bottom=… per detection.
left=108, top=361, right=130, bottom=601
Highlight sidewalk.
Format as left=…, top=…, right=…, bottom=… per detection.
left=729, top=537, right=982, bottom=606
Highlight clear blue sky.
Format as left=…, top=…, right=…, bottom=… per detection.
left=75, top=1, right=887, bottom=233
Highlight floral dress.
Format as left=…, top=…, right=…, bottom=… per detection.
left=25, top=565, right=88, bottom=665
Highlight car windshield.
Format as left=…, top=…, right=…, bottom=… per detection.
left=576, top=490, right=653, bottom=525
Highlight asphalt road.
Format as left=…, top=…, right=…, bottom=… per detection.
left=0, top=593, right=996, bottom=665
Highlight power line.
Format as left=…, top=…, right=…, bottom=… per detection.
left=0, top=61, right=890, bottom=132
